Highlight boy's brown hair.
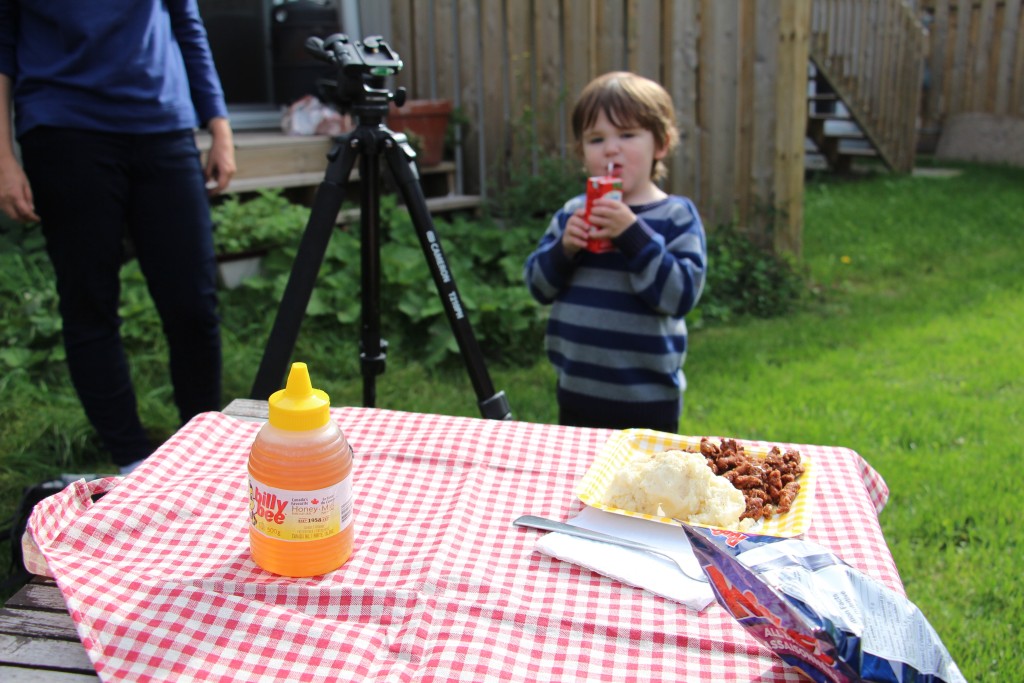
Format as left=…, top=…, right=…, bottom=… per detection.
left=571, top=71, right=679, bottom=182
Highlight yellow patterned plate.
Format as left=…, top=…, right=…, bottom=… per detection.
left=576, top=429, right=816, bottom=537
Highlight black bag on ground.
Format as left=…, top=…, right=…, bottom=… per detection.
left=0, top=474, right=107, bottom=594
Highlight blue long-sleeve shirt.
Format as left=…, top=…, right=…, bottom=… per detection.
left=524, top=194, right=707, bottom=427
left=0, top=0, right=227, bottom=139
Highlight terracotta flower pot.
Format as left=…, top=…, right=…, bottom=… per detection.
left=386, top=99, right=453, bottom=167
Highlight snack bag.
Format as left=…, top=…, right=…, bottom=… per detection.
left=680, top=524, right=966, bottom=683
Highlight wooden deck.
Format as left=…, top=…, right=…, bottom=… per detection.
left=196, top=131, right=483, bottom=222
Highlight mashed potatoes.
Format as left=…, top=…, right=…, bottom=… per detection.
left=599, top=449, right=748, bottom=528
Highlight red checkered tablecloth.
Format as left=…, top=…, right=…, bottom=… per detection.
left=30, top=408, right=898, bottom=682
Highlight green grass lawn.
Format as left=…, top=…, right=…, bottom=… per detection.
left=685, top=163, right=1023, bottom=679
left=1, top=161, right=1020, bottom=680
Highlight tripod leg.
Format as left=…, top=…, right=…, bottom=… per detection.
left=250, top=136, right=359, bottom=400
left=380, top=133, right=512, bottom=420
left=357, top=136, right=385, bottom=408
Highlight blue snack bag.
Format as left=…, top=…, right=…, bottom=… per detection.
left=680, top=524, right=965, bottom=683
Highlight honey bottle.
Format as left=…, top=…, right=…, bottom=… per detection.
left=248, top=362, right=354, bottom=576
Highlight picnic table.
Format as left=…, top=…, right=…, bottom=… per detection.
left=0, top=398, right=898, bottom=682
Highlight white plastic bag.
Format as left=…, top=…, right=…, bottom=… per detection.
left=280, top=95, right=353, bottom=136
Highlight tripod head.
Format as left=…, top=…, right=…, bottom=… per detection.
left=306, top=34, right=407, bottom=123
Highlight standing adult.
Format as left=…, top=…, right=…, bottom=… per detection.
left=0, top=0, right=236, bottom=473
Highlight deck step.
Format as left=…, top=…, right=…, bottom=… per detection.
left=337, top=194, right=483, bottom=225
left=225, top=162, right=457, bottom=195
left=837, top=146, right=878, bottom=157
left=196, top=131, right=458, bottom=196
left=807, top=112, right=853, bottom=122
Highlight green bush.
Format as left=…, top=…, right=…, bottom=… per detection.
left=211, top=189, right=311, bottom=256
left=0, top=221, right=63, bottom=373
left=485, top=103, right=586, bottom=223
left=487, top=154, right=586, bottom=223
left=0, top=221, right=168, bottom=378
left=227, top=195, right=547, bottom=368
left=0, top=189, right=803, bottom=383
left=696, top=222, right=805, bottom=325
left=223, top=195, right=802, bottom=371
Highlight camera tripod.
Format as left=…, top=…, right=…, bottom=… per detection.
left=250, top=36, right=511, bottom=421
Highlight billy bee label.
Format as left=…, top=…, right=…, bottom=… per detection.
left=248, top=477, right=353, bottom=542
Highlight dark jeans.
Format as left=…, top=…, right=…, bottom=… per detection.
left=20, top=127, right=221, bottom=466
left=558, top=405, right=679, bottom=434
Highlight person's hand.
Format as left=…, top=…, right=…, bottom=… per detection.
left=204, top=117, right=236, bottom=196
left=0, top=155, right=40, bottom=223
left=561, top=209, right=591, bottom=256
left=584, top=197, right=635, bottom=241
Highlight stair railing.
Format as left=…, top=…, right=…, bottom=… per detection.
left=810, top=0, right=929, bottom=172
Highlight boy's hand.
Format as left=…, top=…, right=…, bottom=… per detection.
left=561, top=210, right=591, bottom=255
left=585, top=197, right=636, bottom=240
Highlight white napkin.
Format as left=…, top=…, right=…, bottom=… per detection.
left=533, top=507, right=716, bottom=611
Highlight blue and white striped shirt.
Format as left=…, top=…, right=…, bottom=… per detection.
left=524, top=194, right=707, bottom=428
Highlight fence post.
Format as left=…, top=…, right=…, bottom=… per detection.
left=773, top=0, right=811, bottom=258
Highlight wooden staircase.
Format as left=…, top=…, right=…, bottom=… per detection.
left=806, top=72, right=884, bottom=172
left=806, top=0, right=929, bottom=173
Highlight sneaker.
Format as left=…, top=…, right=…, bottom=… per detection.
left=118, top=459, right=145, bottom=475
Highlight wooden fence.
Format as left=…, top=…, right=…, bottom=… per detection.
left=918, top=0, right=1024, bottom=141
left=384, top=0, right=811, bottom=257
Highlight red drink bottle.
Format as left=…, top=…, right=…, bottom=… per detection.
left=583, top=174, right=622, bottom=253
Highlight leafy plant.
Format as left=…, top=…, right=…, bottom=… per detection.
left=211, top=189, right=311, bottom=257
left=0, top=221, right=169, bottom=379
left=230, top=195, right=546, bottom=368
left=443, top=105, right=472, bottom=159
left=486, top=100, right=586, bottom=223
left=0, top=221, right=63, bottom=372
left=695, top=221, right=806, bottom=325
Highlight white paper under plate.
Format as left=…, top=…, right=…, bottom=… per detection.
left=575, top=429, right=817, bottom=537
left=533, top=506, right=716, bottom=611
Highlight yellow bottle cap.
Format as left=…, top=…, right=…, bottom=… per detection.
left=267, top=362, right=331, bottom=431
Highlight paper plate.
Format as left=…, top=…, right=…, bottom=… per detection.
left=575, top=429, right=816, bottom=537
